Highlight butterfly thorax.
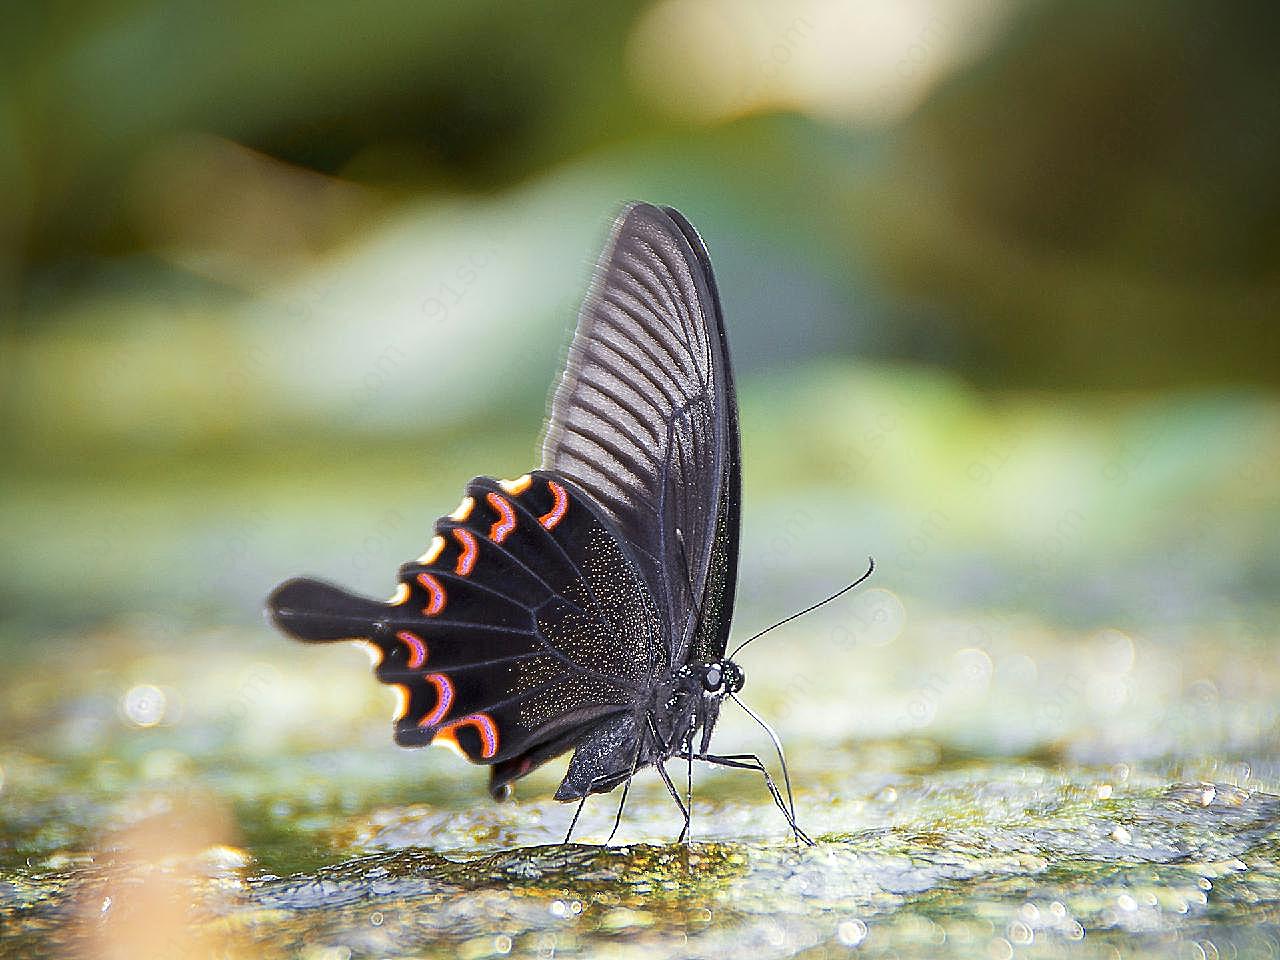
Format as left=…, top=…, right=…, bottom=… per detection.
left=645, top=659, right=745, bottom=759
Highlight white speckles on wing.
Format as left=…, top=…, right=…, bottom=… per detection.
left=524, top=526, right=665, bottom=728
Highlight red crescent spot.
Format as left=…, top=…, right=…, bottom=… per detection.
left=486, top=492, right=517, bottom=543
left=418, top=674, right=454, bottom=727
left=453, top=529, right=478, bottom=576
left=396, top=631, right=428, bottom=669
left=442, top=713, right=499, bottom=759
left=538, top=480, right=568, bottom=530
left=416, top=572, right=446, bottom=616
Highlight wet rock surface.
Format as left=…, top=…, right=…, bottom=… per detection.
left=3, top=614, right=1279, bottom=959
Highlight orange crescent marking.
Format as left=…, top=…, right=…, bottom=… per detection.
left=441, top=713, right=499, bottom=759
left=396, top=631, right=428, bottom=669
left=418, top=674, right=454, bottom=727
left=538, top=480, right=568, bottom=530
left=452, top=529, right=478, bottom=576
left=486, top=492, right=517, bottom=543
left=416, top=572, right=446, bottom=616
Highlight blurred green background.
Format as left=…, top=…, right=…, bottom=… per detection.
left=2, top=2, right=1280, bottom=957
left=4, top=0, right=1277, bottom=635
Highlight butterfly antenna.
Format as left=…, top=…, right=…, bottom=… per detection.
left=729, top=557, right=875, bottom=660
left=730, top=692, right=799, bottom=837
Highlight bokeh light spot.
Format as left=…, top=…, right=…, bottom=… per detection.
left=122, top=684, right=166, bottom=727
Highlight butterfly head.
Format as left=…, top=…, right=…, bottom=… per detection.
left=702, top=660, right=745, bottom=696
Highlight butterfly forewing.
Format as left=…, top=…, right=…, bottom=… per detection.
left=541, top=203, right=742, bottom=667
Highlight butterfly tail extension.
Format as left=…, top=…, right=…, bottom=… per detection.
left=267, top=577, right=389, bottom=643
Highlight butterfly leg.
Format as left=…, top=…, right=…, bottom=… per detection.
left=654, top=758, right=691, bottom=844
left=642, top=712, right=693, bottom=844
left=684, top=740, right=694, bottom=844
left=563, top=770, right=631, bottom=845
left=605, top=733, right=647, bottom=844
left=684, top=752, right=815, bottom=846
left=563, top=792, right=591, bottom=844
left=564, top=766, right=638, bottom=845
left=605, top=777, right=633, bottom=844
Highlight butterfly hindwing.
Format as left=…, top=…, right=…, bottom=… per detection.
left=268, top=471, right=663, bottom=768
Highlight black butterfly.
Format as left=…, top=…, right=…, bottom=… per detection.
left=268, top=202, right=836, bottom=843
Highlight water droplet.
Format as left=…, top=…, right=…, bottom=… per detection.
left=836, top=919, right=867, bottom=946
left=1008, top=920, right=1034, bottom=945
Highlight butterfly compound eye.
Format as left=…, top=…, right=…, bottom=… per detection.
left=702, top=664, right=723, bottom=692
